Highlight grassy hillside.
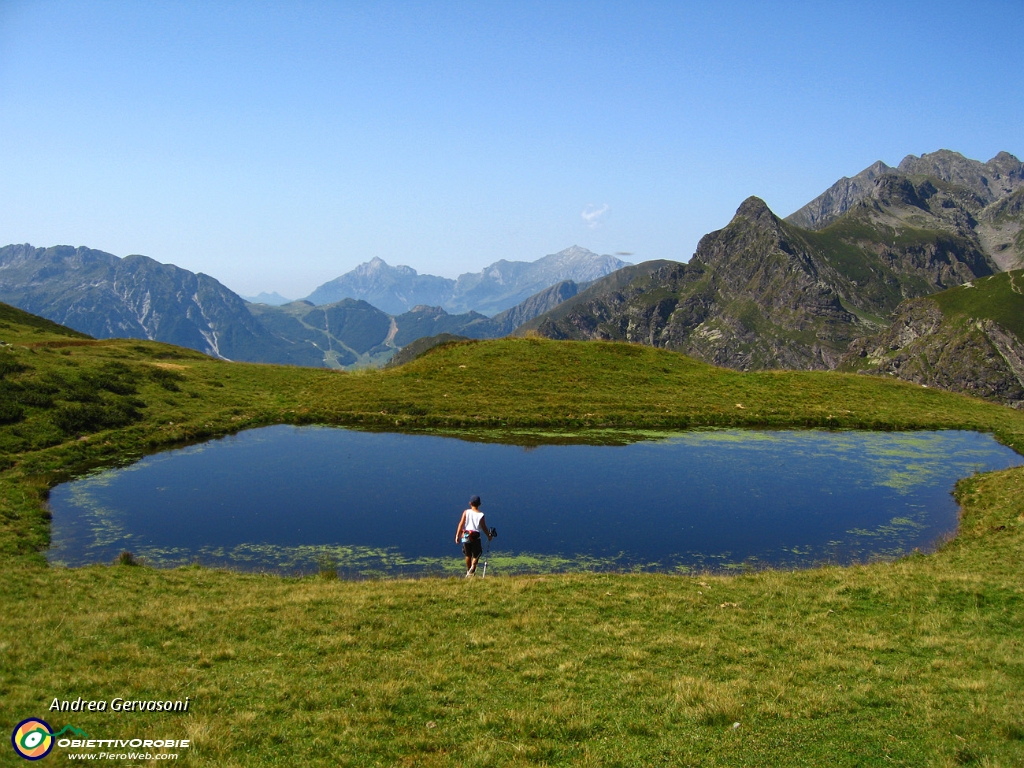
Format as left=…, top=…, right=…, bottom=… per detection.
left=931, top=269, right=1024, bottom=339
left=3, top=305, right=1024, bottom=765
left=0, top=301, right=92, bottom=340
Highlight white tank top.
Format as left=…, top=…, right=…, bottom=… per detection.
left=463, top=509, right=485, bottom=533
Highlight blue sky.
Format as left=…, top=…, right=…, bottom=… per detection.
left=2, top=1, right=1021, bottom=299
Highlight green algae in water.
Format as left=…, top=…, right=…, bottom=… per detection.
left=47, top=427, right=1023, bottom=574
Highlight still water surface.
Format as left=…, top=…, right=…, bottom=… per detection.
left=48, top=426, right=1023, bottom=575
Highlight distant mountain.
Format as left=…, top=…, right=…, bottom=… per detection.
left=304, top=246, right=629, bottom=316
left=840, top=270, right=1024, bottom=407
left=246, top=299, right=394, bottom=368
left=487, top=280, right=582, bottom=336
left=248, top=299, right=500, bottom=369
left=446, top=246, right=626, bottom=316
left=305, top=259, right=453, bottom=315
left=514, top=261, right=681, bottom=337
left=0, top=244, right=322, bottom=366
left=243, top=291, right=293, bottom=306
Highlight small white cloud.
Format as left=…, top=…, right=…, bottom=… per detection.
left=581, top=203, right=610, bottom=229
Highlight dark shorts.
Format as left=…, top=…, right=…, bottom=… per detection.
left=462, top=534, right=482, bottom=559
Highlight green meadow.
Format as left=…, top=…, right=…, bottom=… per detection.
left=2, top=304, right=1024, bottom=766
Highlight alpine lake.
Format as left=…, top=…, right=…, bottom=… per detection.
left=47, top=426, right=1024, bottom=577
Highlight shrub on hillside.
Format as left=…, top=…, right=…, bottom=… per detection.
left=52, top=401, right=143, bottom=435
left=0, top=399, right=25, bottom=425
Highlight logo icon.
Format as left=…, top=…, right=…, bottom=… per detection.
left=11, top=720, right=88, bottom=761
left=11, top=718, right=54, bottom=761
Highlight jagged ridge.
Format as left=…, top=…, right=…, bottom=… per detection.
left=524, top=187, right=997, bottom=371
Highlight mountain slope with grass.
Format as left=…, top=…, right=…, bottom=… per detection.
left=841, top=269, right=1024, bottom=407
left=2, top=305, right=1024, bottom=765
left=0, top=244, right=323, bottom=366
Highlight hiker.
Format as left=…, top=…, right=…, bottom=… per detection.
left=455, top=495, right=493, bottom=577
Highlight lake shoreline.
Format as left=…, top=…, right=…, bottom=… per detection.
left=46, top=426, right=1023, bottom=576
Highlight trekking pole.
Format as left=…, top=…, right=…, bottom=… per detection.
left=481, top=527, right=496, bottom=578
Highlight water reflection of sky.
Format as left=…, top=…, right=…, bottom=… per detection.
left=47, top=427, right=1024, bottom=576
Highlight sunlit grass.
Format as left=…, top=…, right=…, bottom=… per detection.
left=2, top=315, right=1024, bottom=764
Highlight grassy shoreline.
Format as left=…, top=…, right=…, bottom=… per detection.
left=3, top=325, right=1024, bottom=765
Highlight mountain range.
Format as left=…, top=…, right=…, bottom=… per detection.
left=303, top=246, right=629, bottom=315
left=246, top=278, right=587, bottom=368
left=0, top=244, right=596, bottom=369
left=518, top=150, right=1024, bottom=404
left=3, top=149, right=1022, bottom=405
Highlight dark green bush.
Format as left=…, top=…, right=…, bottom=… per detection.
left=0, top=380, right=53, bottom=410
left=10, top=382, right=56, bottom=408
left=0, top=400, right=25, bottom=425
left=149, top=367, right=184, bottom=392
left=52, top=401, right=143, bottom=435
left=86, top=362, right=140, bottom=396
left=0, top=354, right=27, bottom=378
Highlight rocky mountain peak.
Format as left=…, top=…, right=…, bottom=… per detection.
left=870, top=174, right=932, bottom=210
left=787, top=149, right=1023, bottom=231
left=735, top=196, right=776, bottom=222
left=897, top=148, right=966, bottom=170
left=784, top=160, right=895, bottom=230
left=556, top=245, right=594, bottom=260
left=897, top=150, right=1024, bottom=203
left=863, top=160, right=892, bottom=176
left=989, top=150, right=1022, bottom=169
left=353, top=257, right=418, bottom=277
